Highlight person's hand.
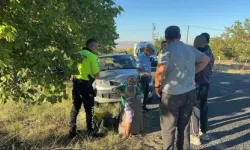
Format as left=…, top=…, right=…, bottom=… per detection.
left=155, top=86, right=162, bottom=97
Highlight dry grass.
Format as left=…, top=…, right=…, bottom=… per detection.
left=213, top=60, right=250, bottom=74
left=0, top=99, right=140, bottom=149
left=0, top=85, right=152, bottom=149
left=0, top=99, right=156, bottom=149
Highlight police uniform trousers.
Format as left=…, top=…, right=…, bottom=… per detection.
left=69, top=78, right=95, bottom=133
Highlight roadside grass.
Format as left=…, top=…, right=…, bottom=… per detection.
left=213, top=61, right=250, bottom=74
left=0, top=86, right=144, bottom=149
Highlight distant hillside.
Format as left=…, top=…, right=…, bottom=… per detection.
left=115, top=41, right=138, bottom=49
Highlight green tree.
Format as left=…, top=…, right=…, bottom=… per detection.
left=210, top=37, right=227, bottom=59
left=223, top=19, right=250, bottom=61
left=0, top=0, right=123, bottom=103
left=154, top=37, right=165, bottom=53
left=210, top=18, right=250, bottom=61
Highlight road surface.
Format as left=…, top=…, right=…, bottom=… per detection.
left=144, top=70, right=250, bottom=150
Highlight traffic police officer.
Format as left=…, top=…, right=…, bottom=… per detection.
left=68, top=38, right=100, bottom=138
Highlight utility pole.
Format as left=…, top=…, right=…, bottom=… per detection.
left=186, top=25, right=189, bottom=44
left=152, top=23, right=157, bottom=43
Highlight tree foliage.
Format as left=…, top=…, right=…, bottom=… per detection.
left=210, top=18, right=250, bottom=61
left=153, top=37, right=165, bottom=53
left=0, top=0, right=123, bottom=103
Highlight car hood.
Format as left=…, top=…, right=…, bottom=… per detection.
left=99, top=69, right=138, bottom=83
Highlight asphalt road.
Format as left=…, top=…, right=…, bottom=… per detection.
left=148, top=69, right=250, bottom=150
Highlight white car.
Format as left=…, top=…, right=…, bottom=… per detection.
left=93, top=53, right=154, bottom=103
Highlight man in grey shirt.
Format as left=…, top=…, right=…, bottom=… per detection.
left=155, top=26, right=210, bottom=150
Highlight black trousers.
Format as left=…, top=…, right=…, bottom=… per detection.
left=140, top=76, right=150, bottom=108
left=69, top=78, right=95, bottom=133
left=190, top=83, right=210, bottom=135
left=160, top=90, right=196, bottom=150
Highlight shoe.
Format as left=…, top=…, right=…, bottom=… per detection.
left=200, top=133, right=210, bottom=141
left=88, top=130, right=102, bottom=138
left=68, top=131, right=77, bottom=139
left=190, top=135, right=201, bottom=145
left=199, top=129, right=203, bottom=136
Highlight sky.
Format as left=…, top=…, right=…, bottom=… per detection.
left=114, top=0, right=250, bottom=44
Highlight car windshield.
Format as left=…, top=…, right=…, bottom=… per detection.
left=98, top=55, right=137, bottom=71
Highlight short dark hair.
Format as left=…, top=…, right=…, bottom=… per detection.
left=86, top=38, right=98, bottom=47
left=161, top=41, right=167, bottom=44
left=200, top=33, right=210, bottom=44
left=194, top=35, right=207, bottom=44
left=165, top=26, right=181, bottom=40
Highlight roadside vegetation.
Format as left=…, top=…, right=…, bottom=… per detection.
left=0, top=1, right=249, bottom=149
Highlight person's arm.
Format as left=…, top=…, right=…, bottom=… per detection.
left=205, top=49, right=215, bottom=75
left=155, top=65, right=166, bottom=87
left=207, top=45, right=215, bottom=68
left=209, top=52, right=215, bottom=75
left=194, top=48, right=210, bottom=74
left=155, top=50, right=170, bottom=97
left=90, top=55, right=100, bottom=79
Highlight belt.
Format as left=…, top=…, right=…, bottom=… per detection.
left=73, top=77, right=90, bottom=83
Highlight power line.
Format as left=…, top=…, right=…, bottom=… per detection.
left=152, top=23, right=159, bottom=42
left=117, top=25, right=226, bottom=32
left=188, top=25, right=226, bottom=31
left=118, top=29, right=154, bottom=32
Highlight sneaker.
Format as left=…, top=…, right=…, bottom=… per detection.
left=88, top=131, right=102, bottom=138
left=199, top=129, right=203, bottom=136
left=200, top=133, right=210, bottom=141
left=190, top=135, right=201, bottom=145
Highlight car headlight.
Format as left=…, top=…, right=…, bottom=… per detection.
left=96, top=79, right=110, bottom=85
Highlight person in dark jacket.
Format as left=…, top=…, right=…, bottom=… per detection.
left=190, top=34, right=214, bottom=145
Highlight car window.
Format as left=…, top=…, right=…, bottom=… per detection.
left=98, top=55, right=136, bottom=71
